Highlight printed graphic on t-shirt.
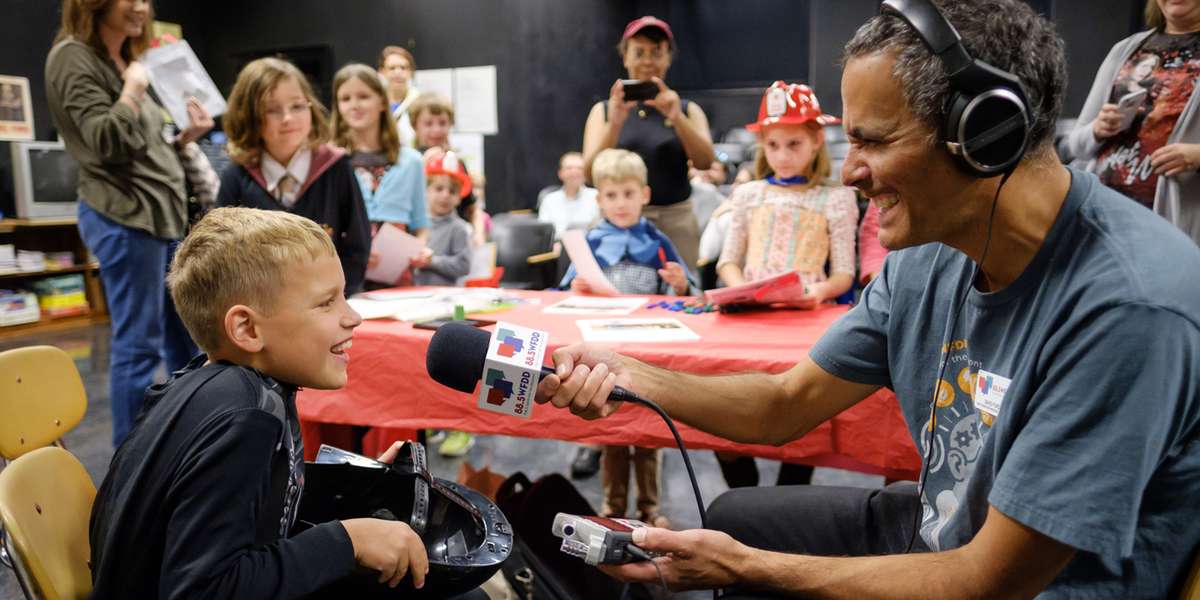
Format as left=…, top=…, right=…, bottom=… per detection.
left=351, top=151, right=392, bottom=196
left=918, top=339, right=994, bottom=550
left=1096, top=32, right=1200, bottom=207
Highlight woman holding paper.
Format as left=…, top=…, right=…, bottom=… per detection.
left=1066, top=0, right=1200, bottom=243
left=45, top=0, right=212, bottom=447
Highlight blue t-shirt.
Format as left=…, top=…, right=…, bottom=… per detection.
left=810, top=168, right=1200, bottom=598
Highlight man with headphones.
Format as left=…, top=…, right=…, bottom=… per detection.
left=537, top=0, right=1200, bottom=597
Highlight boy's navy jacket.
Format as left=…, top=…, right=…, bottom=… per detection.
left=217, top=144, right=371, bottom=294
left=559, top=217, right=695, bottom=288
left=89, top=356, right=356, bottom=599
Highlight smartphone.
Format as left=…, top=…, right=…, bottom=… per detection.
left=1115, top=87, right=1148, bottom=131
left=620, top=79, right=659, bottom=102
left=413, top=318, right=492, bottom=330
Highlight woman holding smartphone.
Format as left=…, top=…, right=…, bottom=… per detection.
left=582, top=16, right=715, bottom=270
left=1067, top=0, right=1200, bottom=243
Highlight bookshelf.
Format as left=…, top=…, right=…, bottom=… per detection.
left=0, top=218, right=108, bottom=340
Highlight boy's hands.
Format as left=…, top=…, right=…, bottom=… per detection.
left=570, top=277, right=593, bottom=294
left=376, top=441, right=405, bottom=464
left=341, top=518, right=429, bottom=589
left=409, top=247, right=434, bottom=269
left=659, top=261, right=688, bottom=295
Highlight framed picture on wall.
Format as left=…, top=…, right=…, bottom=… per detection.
left=0, top=75, right=34, bottom=142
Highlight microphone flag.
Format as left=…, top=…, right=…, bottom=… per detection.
left=479, top=321, right=548, bottom=418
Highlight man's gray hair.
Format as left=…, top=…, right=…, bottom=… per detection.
left=844, top=0, right=1066, bottom=153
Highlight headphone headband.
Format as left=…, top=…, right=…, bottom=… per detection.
left=881, top=0, right=973, bottom=76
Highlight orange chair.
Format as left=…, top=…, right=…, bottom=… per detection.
left=0, top=446, right=96, bottom=600
left=0, top=346, right=87, bottom=461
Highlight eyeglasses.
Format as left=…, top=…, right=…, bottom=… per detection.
left=263, top=101, right=312, bottom=122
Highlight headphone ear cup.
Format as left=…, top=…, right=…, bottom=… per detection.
left=945, top=89, right=1030, bottom=177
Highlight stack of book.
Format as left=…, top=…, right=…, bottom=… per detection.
left=0, top=290, right=41, bottom=326
left=17, top=249, right=45, bottom=273
left=29, top=274, right=89, bottom=318
left=0, top=245, right=15, bottom=274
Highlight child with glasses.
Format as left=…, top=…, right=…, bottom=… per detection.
left=217, top=57, right=371, bottom=294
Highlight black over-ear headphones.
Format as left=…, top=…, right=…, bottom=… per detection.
left=880, top=0, right=1033, bottom=176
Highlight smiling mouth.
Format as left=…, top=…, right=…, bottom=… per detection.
left=331, top=339, right=353, bottom=355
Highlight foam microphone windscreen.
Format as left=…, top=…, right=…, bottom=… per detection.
left=426, top=322, right=492, bottom=393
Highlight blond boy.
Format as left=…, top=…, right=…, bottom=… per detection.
left=558, top=149, right=693, bottom=526
left=89, top=207, right=428, bottom=599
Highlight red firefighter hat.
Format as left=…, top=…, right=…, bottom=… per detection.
left=746, top=81, right=841, bottom=132
left=424, top=151, right=473, bottom=198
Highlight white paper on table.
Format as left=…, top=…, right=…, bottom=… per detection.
left=414, top=69, right=454, bottom=104
left=358, top=289, right=435, bottom=302
left=452, top=66, right=498, bottom=134
left=576, top=318, right=700, bottom=343
left=544, top=296, right=646, bottom=315
left=561, top=230, right=620, bottom=296
left=141, top=40, right=226, bottom=128
left=365, top=224, right=425, bottom=284
left=347, top=298, right=410, bottom=320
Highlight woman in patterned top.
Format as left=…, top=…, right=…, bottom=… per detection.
left=1067, top=0, right=1200, bottom=243
left=717, top=82, right=859, bottom=309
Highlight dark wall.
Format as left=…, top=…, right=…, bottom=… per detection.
left=157, top=0, right=629, bottom=214
left=3, top=0, right=1147, bottom=215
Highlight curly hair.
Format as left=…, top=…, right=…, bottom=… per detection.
left=843, top=0, right=1065, bottom=154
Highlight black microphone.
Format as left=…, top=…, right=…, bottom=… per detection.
left=424, top=321, right=708, bottom=528
left=425, top=322, right=640, bottom=403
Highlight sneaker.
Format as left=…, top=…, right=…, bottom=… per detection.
left=438, top=431, right=474, bottom=457
left=426, top=429, right=447, bottom=444
left=570, top=447, right=602, bottom=479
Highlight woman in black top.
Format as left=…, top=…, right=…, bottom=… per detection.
left=582, top=16, right=715, bottom=270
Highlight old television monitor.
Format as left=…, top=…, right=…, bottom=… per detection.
left=10, top=140, right=80, bottom=220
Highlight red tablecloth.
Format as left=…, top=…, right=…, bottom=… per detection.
left=298, top=290, right=921, bottom=480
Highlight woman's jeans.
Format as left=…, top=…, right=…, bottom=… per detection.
left=77, top=202, right=197, bottom=447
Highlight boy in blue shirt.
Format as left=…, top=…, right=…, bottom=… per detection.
left=561, top=148, right=694, bottom=297
left=560, top=148, right=694, bottom=527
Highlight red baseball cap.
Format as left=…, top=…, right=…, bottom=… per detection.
left=622, top=16, right=674, bottom=46
left=425, top=151, right=473, bottom=198
left=746, top=81, right=841, bottom=132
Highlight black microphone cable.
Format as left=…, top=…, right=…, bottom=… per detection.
left=613, top=390, right=708, bottom=530
left=904, top=170, right=1011, bottom=554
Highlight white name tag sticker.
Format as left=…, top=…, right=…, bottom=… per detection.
left=973, top=369, right=1011, bottom=417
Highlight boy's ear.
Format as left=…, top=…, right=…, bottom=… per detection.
left=641, top=185, right=652, bottom=206
left=223, top=304, right=265, bottom=354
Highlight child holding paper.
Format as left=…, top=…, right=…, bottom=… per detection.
left=412, top=152, right=472, bottom=287
left=331, top=63, right=428, bottom=287
left=716, top=82, right=858, bottom=308
left=560, top=148, right=695, bottom=527
left=559, top=148, right=694, bottom=297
